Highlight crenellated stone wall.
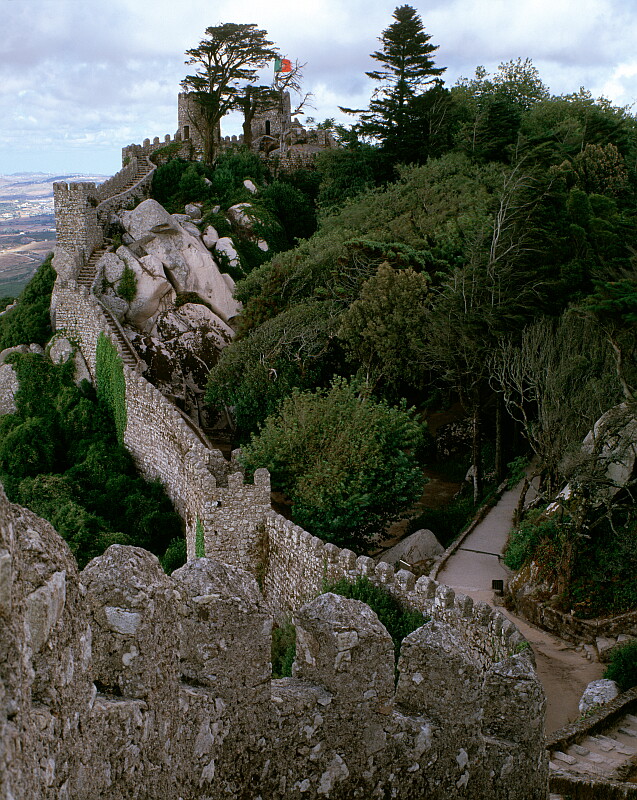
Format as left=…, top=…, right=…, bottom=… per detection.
left=52, top=279, right=274, bottom=572
left=52, top=155, right=155, bottom=279
left=38, top=131, right=551, bottom=798
left=0, top=490, right=548, bottom=800
left=53, top=181, right=103, bottom=267
left=261, top=511, right=529, bottom=666
left=122, top=137, right=193, bottom=165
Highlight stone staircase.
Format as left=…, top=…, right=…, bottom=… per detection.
left=77, top=245, right=107, bottom=288
left=549, top=711, right=637, bottom=786
left=77, top=158, right=153, bottom=290
left=100, top=307, right=141, bottom=370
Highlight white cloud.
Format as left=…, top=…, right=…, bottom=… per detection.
left=0, top=0, right=636, bottom=173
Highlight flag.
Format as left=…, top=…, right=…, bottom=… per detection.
left=275, top=57, right=293, bottom=73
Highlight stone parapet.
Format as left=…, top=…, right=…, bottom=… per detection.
left=0, top=491, right=548, bottom=799
left=261, top=511, right=528, bottom=666
left=510, top=584, right=637, bottom=645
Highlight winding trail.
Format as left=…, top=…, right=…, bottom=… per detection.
left=437, top=483, right=603, bottom=734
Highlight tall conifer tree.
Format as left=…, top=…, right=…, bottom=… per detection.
left=345, top=5, right=445, bottom=148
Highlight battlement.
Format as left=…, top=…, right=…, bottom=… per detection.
left=52, top=156, right=155, bottom=283
left=261, top=511, right=527, bottom=667
left=0, top=490, right=547, bottom=799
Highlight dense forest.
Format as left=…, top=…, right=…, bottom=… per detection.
left=1, top=5, right=636, bottom=619
left=197, top=9, right=637, bottom=617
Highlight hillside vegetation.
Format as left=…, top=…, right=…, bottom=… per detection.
left=2, top=42, right=636, bottom=617
left=196, top=60, right=637, bottom=616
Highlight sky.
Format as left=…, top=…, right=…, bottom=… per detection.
left=1, top=0, right=636, bottom=176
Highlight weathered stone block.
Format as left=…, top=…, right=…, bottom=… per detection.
left=293, top=593, right=394, bottom=710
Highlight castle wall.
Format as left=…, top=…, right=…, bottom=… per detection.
left=53, top=182, right=103, bottom=266
left=52, top=156, right=155, bottom=280
left=261, top=511, right=529, bottom=667
left=52, top=279, right=273, bottom=572
left=0, top=491, right=548, bottom=800
left=40, top=135, right=548, bottom=798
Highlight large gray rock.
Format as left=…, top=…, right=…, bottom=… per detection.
left=578, top=679, right=620, bottom=715
left=202, top=225, right=219, bottom=249
left=184, top=203, right=203, bottom=220
left=378, top=529, right=444, bottom=568
left=215, top=237, right=240, bottom=270
left=0, top=362, right=19, bottom=415
left=551, top=404, right=637, bottom=511
left=226, top=202, right=253, bottom=228
left=119, top=199, right=240, bottom=322
left=582, top=404, right=637, bottom=496
left=120, top=198, right=179, bottom=239
left=124, top=251, right=175, bottom=330
left=95, top=251, right=125, bottom=284
left=0, top=344, right=29, bottom=364
left=48, top=336, right=74, bottom=365
left=93, top=246, right=174, bottom=330
left=128, top=303, right=233, bottom=423
left=180, top=219, right=202, bottom=238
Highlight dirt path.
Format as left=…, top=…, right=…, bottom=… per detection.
left=437, top=483, right=603, bottom=734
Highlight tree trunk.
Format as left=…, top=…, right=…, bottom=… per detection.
left=242, top=117, right=254, bottom=149
left=471, top=399, right=483, bottom=504
left=495, top=392, right=506, bottom=483
left=203, top=129, right=216, bottom=165
left=513, top=477, right=529, bottom=527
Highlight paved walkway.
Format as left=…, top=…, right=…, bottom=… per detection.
left=437, top=482, right=603, bottom=734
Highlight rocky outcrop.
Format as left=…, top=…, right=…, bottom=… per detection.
left=0, top=362, right=19, bottom=415
left=579, top=679, right=620, bottom=714
left=378, top=528, right=444, bottom=568
left=93, top=247, right=175, bottom=329
left=126, top=302, right=233, bottom=425
left=117, top=199, right=240, bottom=323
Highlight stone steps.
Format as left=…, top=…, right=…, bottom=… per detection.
left=102, top=316, right=139, bottom=369
left=77, top=246, right=107, bottom=288
left=549, top=713, right=637, bottom=783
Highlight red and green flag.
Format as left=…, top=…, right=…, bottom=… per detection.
left=275, top=57, right=292, bottom=73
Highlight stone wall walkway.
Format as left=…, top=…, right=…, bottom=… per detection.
left=437, top=481, right=603, bottom=734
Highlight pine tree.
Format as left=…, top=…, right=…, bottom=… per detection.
left=181, top=24, right=278, bottom=164
left=346, top=5, right=446, bottom=148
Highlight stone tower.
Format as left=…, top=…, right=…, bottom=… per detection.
left=177, top=93, right=221, bottom=158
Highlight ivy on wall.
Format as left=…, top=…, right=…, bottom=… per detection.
left=96, top=332, right=127, bottom=445
left=195, top=515, right=205, bottom=557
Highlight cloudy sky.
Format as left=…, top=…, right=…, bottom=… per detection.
left=1, top=0, right=636, bottom=176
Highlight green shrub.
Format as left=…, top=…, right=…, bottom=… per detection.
left=117, top=264, right=137, bottom=303
left=1, top=353, right=181, bottom=569
left=507, top=455, right=529, bottom=489
left=271, top=622, right=296, bottom=678
left=407, top=494, right=475, bottom=549
left=174, top=292, right=212, bottom=311
left=603, top=641, right=637, bottom=692
left=258, top=181, right=317, bottom=249
left=326, top=576, right=425, bottom=661
left=195, top=516, right=205, bottom=557
left=240, top=378, right=425, bottom=550
left=161, top=537, right=187, bottom=574
left=95, top=333, right=127, bottom=445
left=504, top=509, right=557, bottom=570
left=151, top=159, right=215, bottom=211
left=199, top=209, right=232, bottom=237
left=0, top=255, right=55, bottom=350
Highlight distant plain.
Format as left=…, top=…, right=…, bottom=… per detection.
left=0, top=173, right=107, bottom=296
